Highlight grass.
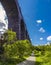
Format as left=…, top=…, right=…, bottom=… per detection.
left=0, top=58, right=25, bottom=65
left=35, top=54, right=43, bottom=65
left=0, top=55, right=30, bottom=65
left=35, top=51, right=51, bottom=65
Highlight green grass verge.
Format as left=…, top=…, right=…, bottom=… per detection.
left=35, top=55, right=43, bottom=65
left=0, top=55, right=30, bottom=65
left=35, top=51, right=51, bottom=65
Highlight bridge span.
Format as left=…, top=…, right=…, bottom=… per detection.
left=0, top=0, right=31, bottom=41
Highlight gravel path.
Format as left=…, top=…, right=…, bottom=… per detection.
left=17, top=54, right=35, bottom=65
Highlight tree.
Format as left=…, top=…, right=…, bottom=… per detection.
left=15, top=41, right=26, bottom=58
left=4, top=29, right=17, bottom=44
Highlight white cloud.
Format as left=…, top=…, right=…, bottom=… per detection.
left=31, top=39, right=32, bottom=41
left=0, top=3, right=5, bottom=20
left=36, top=20, right=42, bottom=24
left=0, top=3, right=8, bottom=34
left=47, top=42, right=50, bottom=45
left=47, top=36, right=51, bottom=41
left=45, top=42, right=50, bottom=45
left=40, top=37, right=43, bottom=41
left=39, top=27, right=45, bottom=33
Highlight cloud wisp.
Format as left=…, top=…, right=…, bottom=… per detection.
left=36, top=20, right=42, bottom=24
left=39, top=27, right=45, bottom=33
left=47, top=36, right=51, bottom=41
left=40, top=37, right=43, bottom=41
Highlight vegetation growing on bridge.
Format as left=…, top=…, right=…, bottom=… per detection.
left=0, top=30, right=33, bottom=65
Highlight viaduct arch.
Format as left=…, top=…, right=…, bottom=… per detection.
left=0, top=0, right=30, bottom=41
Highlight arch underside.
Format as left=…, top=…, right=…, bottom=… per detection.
left=0, top=0, right=30, bottom=41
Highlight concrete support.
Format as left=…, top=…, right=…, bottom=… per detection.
left=0, top=0, right=31, bottom=41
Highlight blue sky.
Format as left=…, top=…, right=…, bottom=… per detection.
left=0, top=0, right=51, bottom=45
left=18, top=0, right=51, bottom=45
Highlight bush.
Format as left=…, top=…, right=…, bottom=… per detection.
left=3, top=40, right=32, bottom=59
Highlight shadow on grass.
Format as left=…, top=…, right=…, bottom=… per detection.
left=35, top=61, right=42, bottom=65
left=0, top=57, right=26, bottom=65
left=0, top=56, right=42, bottom=65
left=17, top=57, right=42, bottom=65
left=17, top=59, right=35, bottom=65
left=0, top=55, right=42, bottom=65
left=34, top=55, right=40, bottom=57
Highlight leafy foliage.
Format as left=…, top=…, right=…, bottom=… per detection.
left=0, top=29, right=32, bottom=65
left=34, top=44, right=51, bottom=65
left=3, top=40, right=32, bottom=59
left=4, top=29, right=17, bottom=43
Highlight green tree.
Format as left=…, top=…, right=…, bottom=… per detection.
left=4, top=29, right=17, bottom=44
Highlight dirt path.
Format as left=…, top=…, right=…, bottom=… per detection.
left=17, top=54, right=36, bottom=65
